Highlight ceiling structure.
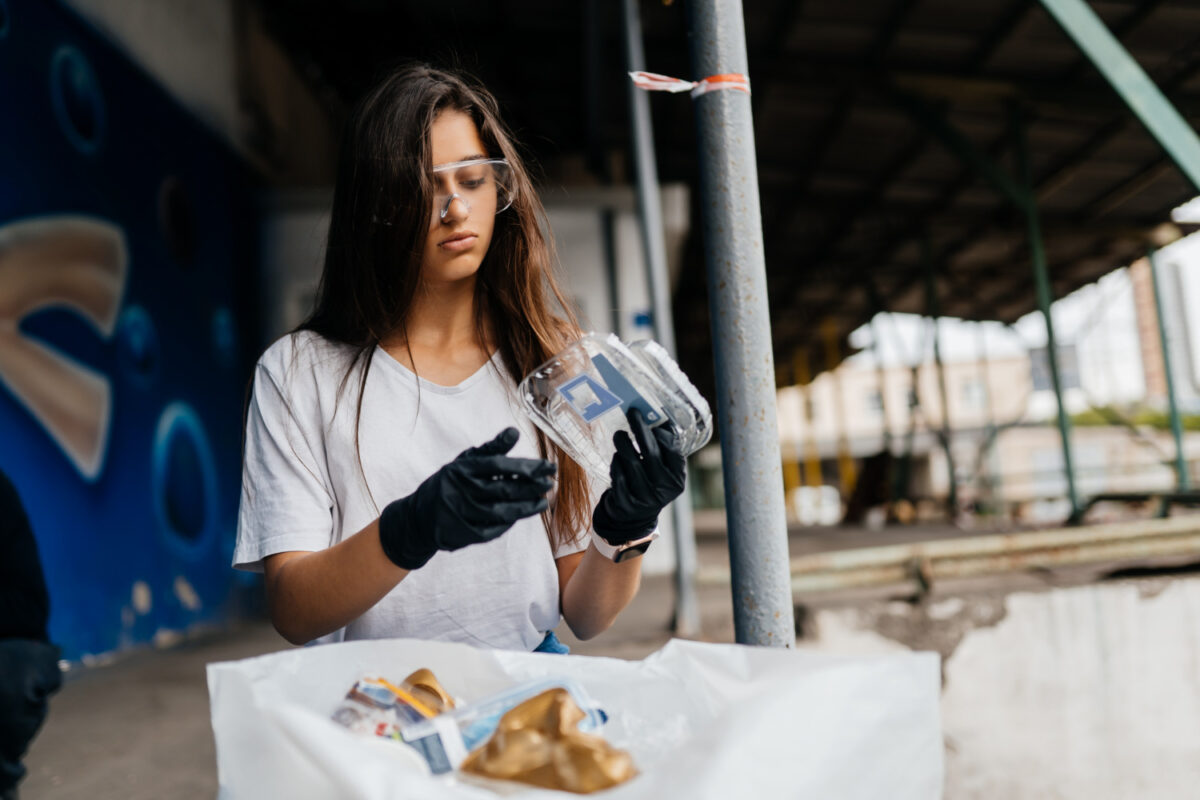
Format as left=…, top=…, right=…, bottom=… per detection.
left=254, top=0, right=1200, bottom=400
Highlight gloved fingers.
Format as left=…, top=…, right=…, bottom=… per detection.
left=652, top=420, right=683, bottom=455
left=458, top=495, right=547, bottom=527
left=611, top=455, right=654, bottom=508
left=627, top=408, right=676, bottom=486
left=463, top=455, right=556, bottom=480
left=475, top=521, right=516, bottom=542
left=612, top=428, right=641, bottom=466
left=466, top=474, right=555, bottom=502
left=437, top=498, right=504, bottom=544
left=474, top=505, right=548, bottom=541
left=488, top=497, right=550, bottom=523
left=653, top=424, right=688, bottom=484
left=458, top=427, right=520, bottom=459
left=627, top=408, right=661, bottom=463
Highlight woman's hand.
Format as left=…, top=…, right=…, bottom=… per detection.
left=378, top=427, right=556, bottom=569
left=591, top=408, right=686, bottom=546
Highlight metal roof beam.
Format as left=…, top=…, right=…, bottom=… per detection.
left=827, top=39, right=1200, bottom=323
left=1040, top=0, right=1200, bottom=193
left=764, top=0, right=920, bottom=249
left=769, top=1, right=1053, bottom=319
left=768, top=0, right=1184, bottom=363
left=777, top=132, right=930, bottom=295
left=1083, top=156, right=1176, bottom=220
left=964, top=0, right=1038, bottom=71
left=884, top=85, right=1028, bottom=209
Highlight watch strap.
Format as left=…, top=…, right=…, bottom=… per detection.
left=590, top=530, right=659, bottom=562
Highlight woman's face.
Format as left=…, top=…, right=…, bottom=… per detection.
left=420, top=110, right=497, bottom=286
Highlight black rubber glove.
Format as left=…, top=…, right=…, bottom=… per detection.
left=378, top=427, right=555, bottom=570
left=592, top=408, right=687, bottom=544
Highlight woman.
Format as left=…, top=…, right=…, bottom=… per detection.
left=233, top=64, right=685, bottom=653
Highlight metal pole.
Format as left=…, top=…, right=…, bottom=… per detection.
left=822, top=319, right=857, bottom=496
left=600, top=211, right=622, bottom=334
left=620, top=0, right=701, bottom=637
left=871, top=315, right=894, bottom=455
left=688, top=0, right=794, bottom=646
left=1013, top=104, right=1081, bottom=519
left=794, top=351, right=823, bottom=488
left=1147, top=248, right=1190, bottom=491
left=923, top=242, right=958, bottom=516
left=976, top=321, right=1003, bottom=510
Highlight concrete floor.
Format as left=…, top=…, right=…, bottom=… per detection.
left=15, top=518, right=1063, bottom=799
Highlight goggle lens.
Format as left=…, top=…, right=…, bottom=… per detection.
left=431, top=158, right=514, bottom=220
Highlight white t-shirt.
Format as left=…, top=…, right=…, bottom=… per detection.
left=233, top=330, right=587, bottom=650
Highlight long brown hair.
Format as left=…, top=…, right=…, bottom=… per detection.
left=297, top=63, right=588, bottom=550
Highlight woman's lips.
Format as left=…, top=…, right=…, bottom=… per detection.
left=439, top=234, right=477, bottom=252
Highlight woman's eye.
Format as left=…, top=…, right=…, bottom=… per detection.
left=460, top=178, right=487, bottom=189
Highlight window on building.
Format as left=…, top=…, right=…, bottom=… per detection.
left=961, top=377, right=986, bottom=410
left=1030, top=345, right=1080, bottom=391
left=865, top=390, right=883, bottom=414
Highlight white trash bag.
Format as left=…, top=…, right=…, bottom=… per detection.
left=208, top=638, right=943, bottom=799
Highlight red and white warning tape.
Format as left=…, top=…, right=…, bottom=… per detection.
left=628, top=71, right=751, bottom=98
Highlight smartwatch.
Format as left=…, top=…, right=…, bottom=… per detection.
left=590, top=530, right=659, bottom=562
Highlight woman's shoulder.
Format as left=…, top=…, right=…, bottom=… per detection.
left=256, top=330, right=358, bottom=383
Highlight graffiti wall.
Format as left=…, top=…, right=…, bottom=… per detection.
left=0, top=0, right=260, bottom=661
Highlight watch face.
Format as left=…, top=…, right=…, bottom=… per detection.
left=614, top=541, right=652, bottom=563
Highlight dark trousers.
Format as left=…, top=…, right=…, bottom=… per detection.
left=0, top=639, right=61, bottom=796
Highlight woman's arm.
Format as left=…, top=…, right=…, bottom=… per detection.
left=555, top=408, right=685, bottom=640
left=264, top=519, right=408, bottom=645
left=263, top=427, right=554, bottom=645
left=557, top=545, right=642, bottom=640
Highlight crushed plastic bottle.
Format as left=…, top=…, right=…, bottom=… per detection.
left=520, top=333, right=712, bottom=486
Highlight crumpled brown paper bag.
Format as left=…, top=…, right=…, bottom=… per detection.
left=461, top=688, right=636, bottom=793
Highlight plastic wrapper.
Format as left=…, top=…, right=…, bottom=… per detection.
left=460, top=688, right=636, bottom=793
left=400, top=677, right=606, bottom=774
left=331, top=669, right=457, bottom=741
left=207, top=638, right=943, bottom=799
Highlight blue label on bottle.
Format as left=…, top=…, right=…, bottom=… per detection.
left=555, top=354, right=664, bottom=426
left=556, top=373, right=623, bottom=422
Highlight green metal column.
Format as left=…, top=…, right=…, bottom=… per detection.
left=1014, top=106, right=1081, bottom=519
left=1147, top=248, right=1190, bottom=490
left=975, top=321, right=1004, bottom=511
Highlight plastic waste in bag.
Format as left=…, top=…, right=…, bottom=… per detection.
left=400, top=677, right=607, bottom=774
left=520, top=333, right=712, bottom=485
left=461, top=687, right=636, bottom=793
left=208, top=638, right=943, bottom=799
left=330, top=669, right=457, bottom=742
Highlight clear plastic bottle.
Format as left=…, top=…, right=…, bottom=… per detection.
left=519, top=333, right=712, bottom=486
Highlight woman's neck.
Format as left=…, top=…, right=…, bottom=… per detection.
left=381, top=276, right=494, bottom=383
left=406, top=276, right=481, bottom=347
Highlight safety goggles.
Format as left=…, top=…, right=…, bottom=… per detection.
left=431, top=158, right=515, bottom=220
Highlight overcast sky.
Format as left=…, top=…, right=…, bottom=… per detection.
left=844, top=230, right=1200, bottom=406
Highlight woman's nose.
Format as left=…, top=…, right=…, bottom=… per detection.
left=439, top=192, right=470, bottom=222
